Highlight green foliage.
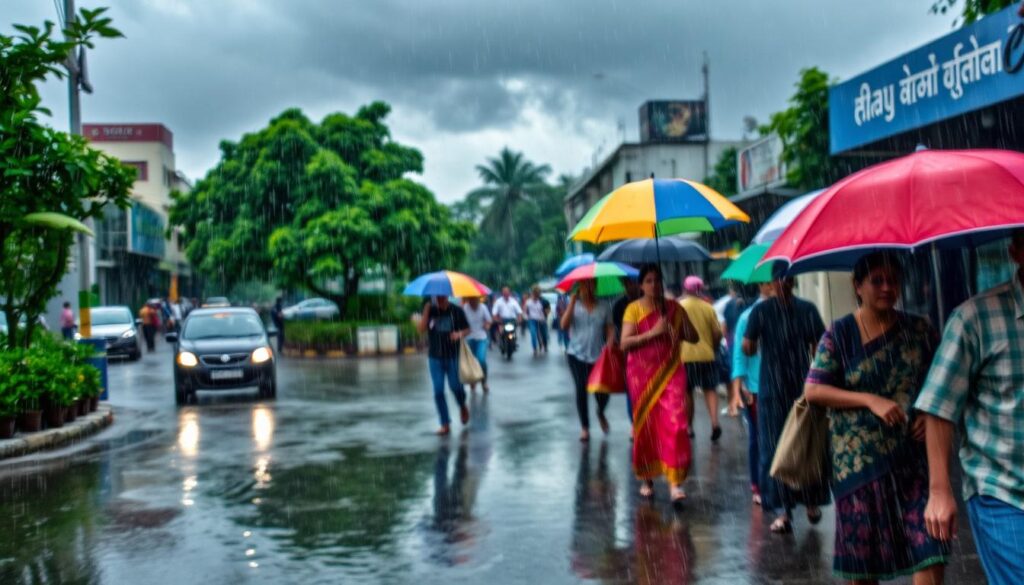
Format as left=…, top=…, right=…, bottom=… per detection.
left=285, top=320, right=420, bottom=351
left=930, top=0, right=1015, bottom=26
left=704, top=146, right=738, bottom=197
left=0, top=336, right=99, bottom=415
left=170, top=103, right=473, bottom=316
left=1, top=9, right=134, bottom=349
left=455, top=151, right=570, bottom=290
left=760, top=67, right=839, bottom=192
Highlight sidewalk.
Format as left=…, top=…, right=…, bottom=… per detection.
left=0, top=405, right=114, bottom=461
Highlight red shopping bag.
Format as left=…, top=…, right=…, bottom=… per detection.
left=587, top=344, right=626, bottom=394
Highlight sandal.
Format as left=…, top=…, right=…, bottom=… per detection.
left=769, top=517, right=793, bottom=534
left=807, top=506, right=823, bottom=525
left=670, top=485, right=687, bottom=503
left=436, top=425, right=451, bottom=436
left=752, top=493, right=762, bottom=506
left=639, top=481, right=654, bottom=498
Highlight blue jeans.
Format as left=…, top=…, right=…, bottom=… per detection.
left=428, top=357, right=466, bottom=426
left=466, top=339, right=488, bottom=380
left=527, top=319, right=548, bottom=351
left=967, top=495, right=1024, bottom=585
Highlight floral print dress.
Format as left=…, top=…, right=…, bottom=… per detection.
left=806, top=312, right=949, bottom=580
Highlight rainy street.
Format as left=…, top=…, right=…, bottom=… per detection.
left=0, top=342, right=987, bottom=585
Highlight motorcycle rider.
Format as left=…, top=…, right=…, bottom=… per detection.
left=491, top=286, right=523, bottom=356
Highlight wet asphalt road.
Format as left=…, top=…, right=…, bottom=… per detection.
left=0, top=340, right=987, bottom=584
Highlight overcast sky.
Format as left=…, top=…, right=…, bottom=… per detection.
left=7, top=0, right=955, bottom=202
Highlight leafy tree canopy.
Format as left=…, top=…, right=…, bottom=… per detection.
left=1, top=9, right=134, bottom=348
left=704, top=146, right=738, bottom=197
left=931, top=0, right=1016, bottom=26
left=169, top=102, right=473, bottom=315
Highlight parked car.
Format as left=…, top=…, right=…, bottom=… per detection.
left=77, top=306, right=142, bottom=361
left=166, top=307, right=276, bottom=405
left=202, top=296, right=231, bottom=308
left=282, top=297, right=339, bottom=321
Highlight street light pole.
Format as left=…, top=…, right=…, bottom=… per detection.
left=702, top=52, right=710, bottom=179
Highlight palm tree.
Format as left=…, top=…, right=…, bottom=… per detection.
left=471, top=147, right=551, bottom=250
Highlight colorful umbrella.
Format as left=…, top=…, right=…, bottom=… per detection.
left=403, top=270, right=492, bottom=297
left=569, top=179, right=750, bottom=243
left=720, top=243, right=773, bottom=284
left=762, top=149, right=1024, bottom=274
left=597, top=236, right=711, bottom=263
left=555, top=262, right=639, bottom=297
left=554, top=253, right=595, bottom=278
left=751, top=190, right=824, bottom=245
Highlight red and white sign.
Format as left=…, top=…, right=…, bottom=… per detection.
left=738, top=134, right=785, bottom=193
left=83, top=124, right=173, bottom=149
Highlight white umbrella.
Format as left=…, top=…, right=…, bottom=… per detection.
left=752, top=189, right=824, bottom=245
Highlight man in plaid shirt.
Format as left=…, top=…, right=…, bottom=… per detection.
left=914, top=230, right=1024, bottom=585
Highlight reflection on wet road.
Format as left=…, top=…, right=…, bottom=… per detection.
left=0, top=343, right=985, bottom=584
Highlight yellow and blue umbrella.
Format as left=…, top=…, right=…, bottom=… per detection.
left=569, top=178, right=749, bottom=244
left=403, top=270, right=492, bottom=298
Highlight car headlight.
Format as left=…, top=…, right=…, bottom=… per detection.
left=251, top=347, right=272, bottom=364
left=121, top=328, right=136, bottom=338
left=177, top=351, right=199, bottom=367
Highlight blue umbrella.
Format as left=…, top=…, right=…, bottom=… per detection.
left=554, top=253, right=595, bottom=278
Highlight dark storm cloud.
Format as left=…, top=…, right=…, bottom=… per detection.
left=6, top=0, right=952, bottom=198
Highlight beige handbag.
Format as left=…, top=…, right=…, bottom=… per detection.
left=458, top=341, right=484, bottom=384
left=769, top=396, right=830, bottom=490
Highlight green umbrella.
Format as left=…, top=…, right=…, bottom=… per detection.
left=22, top=212, right=94, bottom=236
left=720, top=243, right=774, bottom=284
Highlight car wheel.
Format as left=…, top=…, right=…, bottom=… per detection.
left=175, top=384, right=188, bottom=405
left=259, top=377, right=277, bottom=400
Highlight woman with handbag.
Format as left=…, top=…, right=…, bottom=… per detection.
left=805, top=252, right=948, bottom=583
left=743, top=276, right=830, bottom=533
left=620, top=264, right=698, bottom=503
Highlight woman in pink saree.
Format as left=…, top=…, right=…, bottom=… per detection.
left=620, top=265, right=698, bottom=502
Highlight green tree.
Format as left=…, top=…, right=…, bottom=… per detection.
left=704, top=146, right=738, bottom=197
left=1, top=10, right=134, bottom=348
left=761, top=67, right=839, bottom=191
left=931, top=0, right=1015, bottom=26
left=470, top=147, right=552, bottom=257
left=169, top=103, right=472, bottom=316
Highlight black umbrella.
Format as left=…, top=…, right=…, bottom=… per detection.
left=597, top=237, right=711, bottom=264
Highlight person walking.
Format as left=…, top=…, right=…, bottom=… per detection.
left=560, top=280, right=613, bottom=442
left=271, top=297, right=286, bottom=353
left=417, top=296, right=471, bottom=436
left=805, top=253, right=948, bottom=583
left=679, top=276, right=724, bottom=441
left=729, top=281, right=774, bottom=507
left=525, top=286, right=549, bottom=355
left=743, top=276, right=830, bottom=534
left=915, top=230, right=1024, bottom=585
left=60, top=301, right=75, bottom=340
left=139, top=302, right=158, bottom=352
left=462, top=296, right=492, bottom=392
left=620, top=264, right=698, bottom=502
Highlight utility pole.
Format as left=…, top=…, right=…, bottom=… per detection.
left=702, top=51, right=710, bottom=179
left=64, top=0, right=96, bottom=337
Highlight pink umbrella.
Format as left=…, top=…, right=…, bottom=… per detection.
left=763, top=149, right=1024, bottom=274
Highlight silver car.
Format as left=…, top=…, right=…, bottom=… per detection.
left=79, top=306, right=142, bottom=361
left=282, top=298, right=339, bottom=321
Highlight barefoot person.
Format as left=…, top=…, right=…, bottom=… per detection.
left=621, top=265, right=698, bottom=503
left=418, top=296, right=471, bottom=435
left=561, top=280, right=613, bottom=442
left=805, top=253, right=947, bottom=583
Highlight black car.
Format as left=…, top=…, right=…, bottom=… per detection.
left=166, top=307, right=277, bottom=405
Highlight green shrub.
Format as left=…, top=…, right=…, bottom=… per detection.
left=284, top=319, right=423, bottom=351
left=0, top=336, right=101, bottom=412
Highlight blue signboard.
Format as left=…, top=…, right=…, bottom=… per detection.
left=831, top=5, right=1024, bottom=154
left=130, top=201, right=166, bottom=258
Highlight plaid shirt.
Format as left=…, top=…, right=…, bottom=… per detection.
left=914, top=276, right=1024, bottom=511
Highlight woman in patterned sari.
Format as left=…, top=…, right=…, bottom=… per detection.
left=621, top=264, right=698, bottom=503
left=805, top=252, right=948, bottom=583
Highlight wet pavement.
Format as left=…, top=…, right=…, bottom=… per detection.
left=0, top=341, right=987, bottom=584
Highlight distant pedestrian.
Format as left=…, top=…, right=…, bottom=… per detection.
left=560, top=280, right=612, bottom=442
left=271, top=297, right=286, bottom=353
left=743, top=276, right=830, bottom=534
left=462, top=296, right=492, bottom=392
left=806, top=253, right=947, bottom=582
left=139, top=302, right=159, bottom=352
left=525, top=286, right=549, bottom=355
left=417, top=296, right=471, bottom=436
left=915, top=229, right=1024, bottom=585
left=729, top=281, right=774, bottom=506
left=60, top=301, right=75, bottom=340
left=620, top=264, right=698, bottom=502
left=679, top=276, right=724, bottom=442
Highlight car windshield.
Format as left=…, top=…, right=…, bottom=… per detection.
left=205, top=297, right=229, bottom=305
left=183, top=313, right=264, bottom=340
left=90, top=308, right=133, bottom=326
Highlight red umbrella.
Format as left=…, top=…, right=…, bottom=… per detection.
left=762, top=149, right=1024, bottom=274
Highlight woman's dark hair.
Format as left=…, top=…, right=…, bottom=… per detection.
left=638, top=263, right=662, bottom=283
left=852, top=251, right=903, bottom=284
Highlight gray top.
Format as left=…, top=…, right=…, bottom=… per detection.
left=567, top=299, right=611, bottom=363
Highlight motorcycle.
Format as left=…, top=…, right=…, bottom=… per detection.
left=499, top=319, right=518, bottom=360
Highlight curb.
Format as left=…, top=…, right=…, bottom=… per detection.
left=0, top=405, right=114, bottom=461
